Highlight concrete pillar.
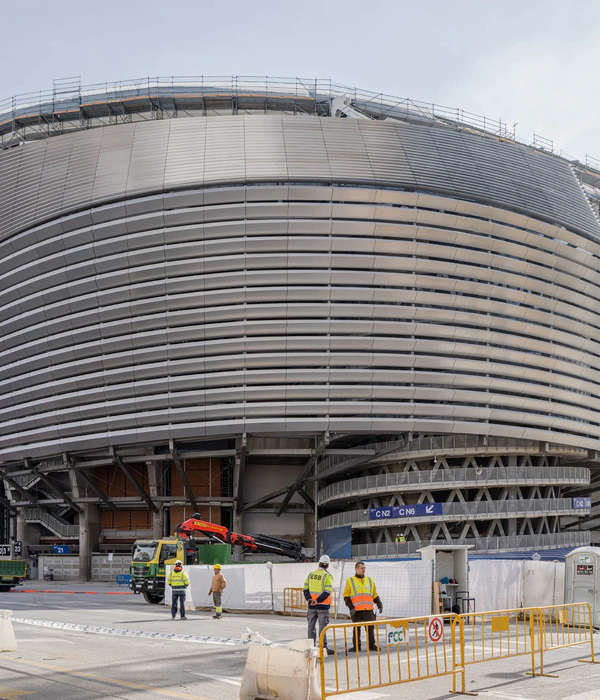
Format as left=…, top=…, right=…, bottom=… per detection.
left=147, top=460, right=164, bottom=539
left=16, top=508, right=40, bottom=557
left=78, top=503, right=101, bottom=581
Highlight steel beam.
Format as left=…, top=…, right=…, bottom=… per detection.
left=234, top=434, right=247, bottom=515
left=242, top=486, right=290, bottom=512
left=276, top=433, right=329, bottom=517
left=305, top=437, right=409, bottom=484
left=75, top=468, right=118, bottom=513
left=112, top=451, right=158, bottom=513
left=1, top=474, right=40, bottom=506
left=170, top=442, right=198, bottom=512
left=0, top=493, right=17, bottom=515
left=28, top=461, right=83, bottom=514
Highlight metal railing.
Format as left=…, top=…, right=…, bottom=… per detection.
left=316, top=435, right=587, bottom=476
left=319, top=497, right=586, bottom=530
left=352, top=532, right=591, bottom=558
left=23, top=508, right=79, bottom=539
left=0, top=76, right=598, bottom=172
left=318, top=466, right=589, bottom=505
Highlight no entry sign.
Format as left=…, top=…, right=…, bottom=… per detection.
left=428, top=617, right=444, bottom=643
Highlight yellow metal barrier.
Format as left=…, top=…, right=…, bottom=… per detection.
left=319, top=613, right=466, bottom=698
left=461, top=603, right=598, bottom=678
left=318, top=603, right=598, bottom=698
left=283, top=587, right=337, bottom=617
left=461, top=607, right=541, bottom=676
left=538, top=602, right=599, bottom=676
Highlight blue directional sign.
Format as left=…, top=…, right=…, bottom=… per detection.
left=370, top=503, right=443, bottom=520
left=572, top=497, right=592, bottom=509
left=53, top=545, right=70, bottom=554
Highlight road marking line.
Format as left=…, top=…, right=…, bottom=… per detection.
left=479, top=693, right=533, bottom=700
left=187, top=671, right=242, bottom=686
left=17, top=589, right=131, bottom=595
left=0, top=689, right=35, bottom=699
left=7, top=614, right=282, bottom=648
left=6, top=659, right=212, bottom=699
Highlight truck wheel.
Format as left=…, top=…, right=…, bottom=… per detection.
left=143, top=592, right=164, bottom=604
left=0, top=585, right=13, bottom=592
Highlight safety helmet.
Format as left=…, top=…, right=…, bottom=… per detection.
left=175, top=559, right=183, bottom=565
left=213, top=563, right=222, bottom=569
left=318, top=554, right=331, bottom=566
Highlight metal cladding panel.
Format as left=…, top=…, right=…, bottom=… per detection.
left=1, top=115, right=599, bottom=242
left=1, top=118, right=600, bottom=458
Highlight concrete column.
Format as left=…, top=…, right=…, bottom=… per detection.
left=16, top=508, right=40, bottom=557
left=78, top=503, right=101, bottom=581
left=147, top=460, right=164, bottom=539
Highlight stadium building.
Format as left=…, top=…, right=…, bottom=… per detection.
left=1, top=77, right=599, bottom=577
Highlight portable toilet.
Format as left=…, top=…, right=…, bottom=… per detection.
left=565, top=546, right=600, bottom=627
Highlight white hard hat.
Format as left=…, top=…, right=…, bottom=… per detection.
left=175, top=559, right=183, bottom=565
left=319, top=554, right=331, bottom=565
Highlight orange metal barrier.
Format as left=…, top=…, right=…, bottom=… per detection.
left=318, top=613, right=466, bottom=698
left=283, top=587, right=337, bottom=617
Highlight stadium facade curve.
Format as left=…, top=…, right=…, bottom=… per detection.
left=0, top=77, right=598, bottom=566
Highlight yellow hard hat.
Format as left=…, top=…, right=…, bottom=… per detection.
left=213, top=563, right=222, bottom=569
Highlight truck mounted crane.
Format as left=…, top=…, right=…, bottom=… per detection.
left=129, top=514, right=305, bottom=604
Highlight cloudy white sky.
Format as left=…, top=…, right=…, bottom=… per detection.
left=2, top=0, right=599, bottom=161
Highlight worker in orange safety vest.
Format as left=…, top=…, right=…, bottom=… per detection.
left=342, top=561, right=383, bottom=652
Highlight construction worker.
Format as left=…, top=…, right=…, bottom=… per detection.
left=167, top=559, right=190, bottom=620
left=208, top=563, right=227, bottom=618
left=394, top=533, right=406, bottom=543
left=303, top=554, right=334, bottom=653
left=343, top=561, right=383, bottom=652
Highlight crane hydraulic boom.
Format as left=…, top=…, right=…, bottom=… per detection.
left=175, top=513, right=305, bottom=561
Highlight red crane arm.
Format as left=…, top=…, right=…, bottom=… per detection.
left=175, top=517, right=258, bottom=550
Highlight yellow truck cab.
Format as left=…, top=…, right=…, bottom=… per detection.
left=129, top=538, right=188, bottom=604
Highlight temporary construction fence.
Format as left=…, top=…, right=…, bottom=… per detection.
left=318, top=602, right=598, bottom=698
left=283, top=588, right=338, bottom=618
left=38, top=555, right=565, bottom=616
left=162, top=558, right=566, bottom=616
left=164, top=560, right=433, bottom=617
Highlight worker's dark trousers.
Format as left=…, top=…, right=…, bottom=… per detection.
left=351, top=610, right=376, bottom=649
left=171, top=591, right=186, bottom=618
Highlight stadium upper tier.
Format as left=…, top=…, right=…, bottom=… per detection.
left=1, top=79, right=600, bottom=466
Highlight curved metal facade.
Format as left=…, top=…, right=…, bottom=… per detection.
left=0, top=93, right=598, bottom=554
left=1, top=116, right=600, bottom=459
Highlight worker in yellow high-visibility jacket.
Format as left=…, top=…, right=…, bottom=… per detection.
left=303, top=554, right=334, bottom=654
left=343, top=561, right=383, bottom=652
left=167, top=559, right=190, bottom=620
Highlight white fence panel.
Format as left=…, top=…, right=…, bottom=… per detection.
left=522, top=560, right=565, bottom=607
left=469, top=560, right=523, bottom=610
left=334, top=560, right=433, bottom=619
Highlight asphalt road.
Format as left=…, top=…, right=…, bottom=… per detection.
left=1, top=581, right=599, bottom=700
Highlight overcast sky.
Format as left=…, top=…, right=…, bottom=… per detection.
left=2, top=0, right=599, bottom=161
